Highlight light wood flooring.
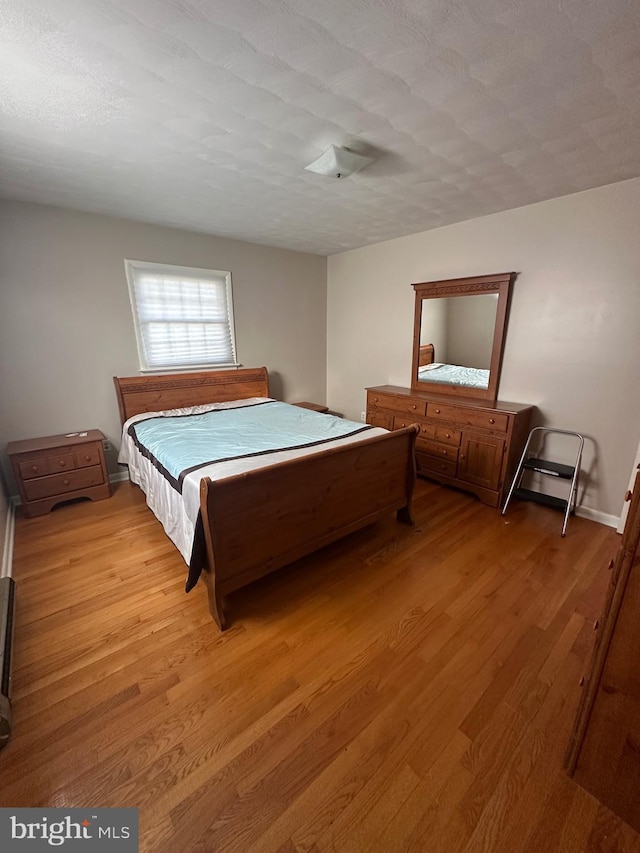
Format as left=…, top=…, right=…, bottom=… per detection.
left=2, top=478, right=640, bottom=852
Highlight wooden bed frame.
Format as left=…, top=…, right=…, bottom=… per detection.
left=113, top=367, right=418, bottom=630
left=419, top=343, right=435, bottom=366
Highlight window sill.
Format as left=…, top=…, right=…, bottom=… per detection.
left=138, top=363, right=242, bottom=374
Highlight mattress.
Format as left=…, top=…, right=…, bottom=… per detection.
left=118, top=398, right=385, bottom=588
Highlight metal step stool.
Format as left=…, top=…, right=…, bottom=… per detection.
left=502, top=427, right=584, bottom=536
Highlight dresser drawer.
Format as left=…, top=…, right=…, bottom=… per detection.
left=417, top=422, right=436, bottom=441
left=368, top=392, right=426, bottom=417
left=393, top=417, right=461, bottom=445
left=416, top=453, right=458, bottom=478
left=393, top=415, right=434, bottom=435
left=24, top=466, right=106, bottom=502
left=368, top=411, right=393, bottom=430
left=435, top=426, right=461, bottom=446
left=418, top=439, right=460, bottom=462
left=427, top=403, right=509, bottom=433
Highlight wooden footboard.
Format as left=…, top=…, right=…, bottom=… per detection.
left=199, top=424, right=419, bottom=629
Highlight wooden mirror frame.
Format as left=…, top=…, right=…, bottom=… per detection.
left=410, top=272, right=515, bottom=401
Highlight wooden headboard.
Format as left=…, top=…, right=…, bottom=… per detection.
left=113, top=367, right=270, bottom=424
left=419, top=343, right=435, bottom=366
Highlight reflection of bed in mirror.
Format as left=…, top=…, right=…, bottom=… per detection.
left=418, top=343, right=434, bottom=366
left=417, top=343, right=490, bottom=389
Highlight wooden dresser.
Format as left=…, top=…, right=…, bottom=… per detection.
left=366, top=385, right=533, bottom=507
left=566, top=468, right=640, bottom=832
left=7, top=430, right=111, bottom=518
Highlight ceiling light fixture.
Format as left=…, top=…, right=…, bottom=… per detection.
left=304, top=145, right=374, bottom=179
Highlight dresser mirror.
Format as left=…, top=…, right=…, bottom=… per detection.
left=410, top=272, right=515, bottom=401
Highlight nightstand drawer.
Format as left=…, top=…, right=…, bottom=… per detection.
left=24, top=466, right=105, bottom=502
left=18, top=457, right=50, bottom=480
left=46, top=452, right=75, bottom=472
left=74, top=444, right=102, bottom=468
left=18, top=448, right=77, bottom=478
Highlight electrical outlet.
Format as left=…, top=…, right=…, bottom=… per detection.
left=103, top=439, right=112, bottom=452
left=360, top=411, right=366, bottom=422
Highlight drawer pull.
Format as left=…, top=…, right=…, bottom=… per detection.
left=579, top=676, right=585, bottom=687
left=374, top=397, right=379, bottom=403
left=411, top=405, right=417, bottom=410
left=489, top=418, right=495, bottom=424
left=31, top=465, right=38, bottom=472
left=441, top=450, right=448, bottom=456
left=435, top=408, right=441, bottom=414
left=594, top=620, right=599, bottom=631
left=63, top=479, right=70, bottom=486
left=445, top=433, right=451, bottom=439
left=460, top=454, right=465, bottom=460
left=625, top=490, right=633, bottom=502
left=59, top=461, right=66, bottom=467
left=85, top=454, right=91, bottom=461
left=608, top=559, right=615, bottom=571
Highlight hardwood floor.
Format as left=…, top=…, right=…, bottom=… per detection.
left=2, top=478, right=640, bottom=852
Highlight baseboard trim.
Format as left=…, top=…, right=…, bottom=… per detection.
left=1, top=499, right=16, bottom=580
left=576, top=506, right=620, bottom=530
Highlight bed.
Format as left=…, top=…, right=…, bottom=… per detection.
left=114, top=367, right=418, bottom=630
left=417, top=343, right=490, bottom=389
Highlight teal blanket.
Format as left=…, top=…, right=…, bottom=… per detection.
left=128, top=400, right=372, bottom=492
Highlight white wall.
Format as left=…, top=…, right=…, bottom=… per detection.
left=327, top=177, right=640, bottom=519
left=0, top=200, right=327, bottom=491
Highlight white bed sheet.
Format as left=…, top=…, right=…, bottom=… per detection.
left=118, top=398, right=386, bottom=566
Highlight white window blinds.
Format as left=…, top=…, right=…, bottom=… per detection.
left=125, top=261, right=237, bottom=372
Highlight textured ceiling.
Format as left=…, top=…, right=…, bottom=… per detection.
left=1, top=0, right=640, bottom=255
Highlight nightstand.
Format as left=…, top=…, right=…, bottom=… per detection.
left=7, top=430, right=111, bottom=518
left=291, top=402, right=330, bottom=413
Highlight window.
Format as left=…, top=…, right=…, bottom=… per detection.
left=124, top=260, right=237, bottom=372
